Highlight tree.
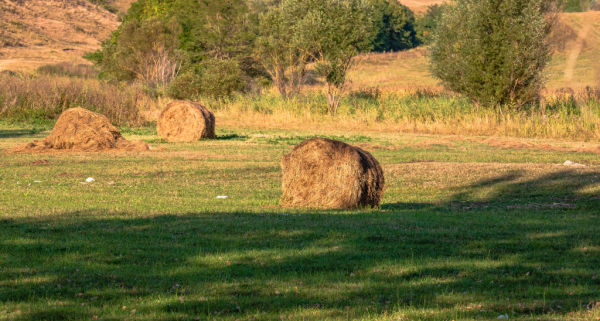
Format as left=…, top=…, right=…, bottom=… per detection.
left=293, top=0, right=376, bottom=114
left=370, top=0, right=418, bottom=52
left=254, top=4, right=311, bottom=100
left=89, top=0, right=260, bottom=98
left=415, top=4, right=447, bottom=45
left=96, top=17, right=183, bottom=86
left=430, top=0, right=553, bottom=109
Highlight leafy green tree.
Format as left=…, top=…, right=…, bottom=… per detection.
left=97, top=17, right=184, bottom=86
left=254, top=4, right=312, bottom=100
left=167, top=58, right=245, bottom=100
left=90, top=0, right=260, bottom=98
left=430, top=0, right=553, bottom=109
left=370, top=0, right=418, bottom=52
left=415, top=4, right=447, bottom=45
left=291, top=0, right=376, bottom=114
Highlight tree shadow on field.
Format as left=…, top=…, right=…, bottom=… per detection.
left=2, top=170, right=600, bottom=320
left=216, top=133, right=248, bottom=141
left=0, top=129, right=41, bottom=139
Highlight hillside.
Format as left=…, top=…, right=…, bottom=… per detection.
left=402, top=0, right=448, bottom=13
left=0, top=0, right=598, bottom=92
left=349, top=11, right=600, bottom=91
left=0, top=0, right=134, bottom=72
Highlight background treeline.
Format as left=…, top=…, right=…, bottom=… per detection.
left=85, top=0, right=596, bottom=105
left=86, top=0, right=433, bottom=103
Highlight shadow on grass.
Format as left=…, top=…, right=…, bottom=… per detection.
left=2, top=170, right=600, bottom=320
left=0, top=129, right=42, bottom=139
left=217, top=134, right=248, bottom=141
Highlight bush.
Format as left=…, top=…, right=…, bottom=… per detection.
left=37, top=62, right=98, bottom=78
left=561, top=0, right=592, bottom=11
left=430, top=0, right=552, bottom=109
left=370, top=0, right=418, bottom=52
left=95, top=17, right=184, bottom=86
left=415, top=4, right=447, bottom=45
left=168, top=59, right=245, bottom=100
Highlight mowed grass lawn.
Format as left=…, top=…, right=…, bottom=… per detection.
left=1, top=123, right=600, bottom=321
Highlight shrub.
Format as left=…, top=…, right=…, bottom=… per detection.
left=561, top=0, right=592, bottom=11
left=415, top=4, right=447, bottom=45
left=95, top=17, right=184, bottom=86
left=370, top=0, right=419, bottom=52
left=167, top=59, right=245, bottom=100
left=37, top=62, right=98, bottom=78
left=430, top=0, right=553, bottom=109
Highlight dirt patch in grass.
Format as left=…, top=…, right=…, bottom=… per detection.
left=133, top=171, right=175, bottom=177
left=506, top=202, right=577, bottom=210
left=56, top=172, right=85, bottom=177
left=29, top=159, right=50, bottom=165
left=356, top=139, right=456, bottom=151
left=444, top=136, right=600, bottom=154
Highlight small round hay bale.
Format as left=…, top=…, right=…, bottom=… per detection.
left=157, top=101, right=215, bottom=142
left=281, top=137, right=385, bottom=209
left=11, top=107, right=149, bottom=152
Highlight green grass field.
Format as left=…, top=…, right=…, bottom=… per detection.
left=1, top=123, right=600, bottom=320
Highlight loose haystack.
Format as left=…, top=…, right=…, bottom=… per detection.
left=12, top=107, right=149, bottom=152
left=281, top=137, right=385, bottom=209
left=157, top=101, right=215, bottom=142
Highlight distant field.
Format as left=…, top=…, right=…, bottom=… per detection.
left=348, top=12, right=600, bottom=92
left=1, top=123, right=600, bottom=320
left=1, top=1, right=597, bottom=93
left=402, top=0, right=448, bottom=13
left=0, top=0, right=120, bottom=72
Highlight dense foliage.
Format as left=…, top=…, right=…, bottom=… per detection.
left=370, top=0, right=418, bottom=52
left=430, top=0, right=553, bottom=109
left=415, top=4, right=447, bottom=45
left=89, top=0, right=416, bottom=103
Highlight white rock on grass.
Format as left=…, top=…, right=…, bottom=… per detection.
left=85, top=177, right=95, bottom=183
left=216, top=195, right=228, bottom=199
left=563, top=160, right=586, bottom=167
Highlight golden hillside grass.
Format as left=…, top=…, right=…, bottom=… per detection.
left=347, top=12, right=600, bottom=92
left=0, top=0, right=122, bottom=71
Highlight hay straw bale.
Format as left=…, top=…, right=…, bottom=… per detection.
left=157, top=101, right=215, bottom=142
left=12, top=107, right=149, bottom=152
left=281, top=137, right=385, bottom=209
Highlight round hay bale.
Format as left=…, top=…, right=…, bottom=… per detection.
left=12, top=107, right=149, bottom=152
left=281, top=137, right=385, bottom=209
left=157, top=101, right=215, bottom=142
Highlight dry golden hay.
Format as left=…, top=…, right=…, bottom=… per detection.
left=281, top=137, right=385, bottom=209
left=157, top=101, right=216, bottom=142
left=11, top=107, right=149, bottom=153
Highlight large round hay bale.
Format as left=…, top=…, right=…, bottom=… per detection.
left=12, top=107, right=149, bottom=152
left=157, top=101, right=215, bottom=142
left=281, top=138, right=385, bottom=209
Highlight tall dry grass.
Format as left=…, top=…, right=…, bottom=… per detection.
left=37, top=62, right=98, bottom=79
left=2, top=72, right=600, bottom=141
left=201, top=86, right=600, bottom=141
left=0, top=73, right=157, bottom=126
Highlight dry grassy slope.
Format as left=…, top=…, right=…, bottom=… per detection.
left=0, top=0, right=597, bottom=92
left=114, top=0, right=136, bottom=12
left=403, top=0, right=448, bottom=13
left=349, top=11, right=600, bottom=92
left=0, top=0, right=129, bottom=72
